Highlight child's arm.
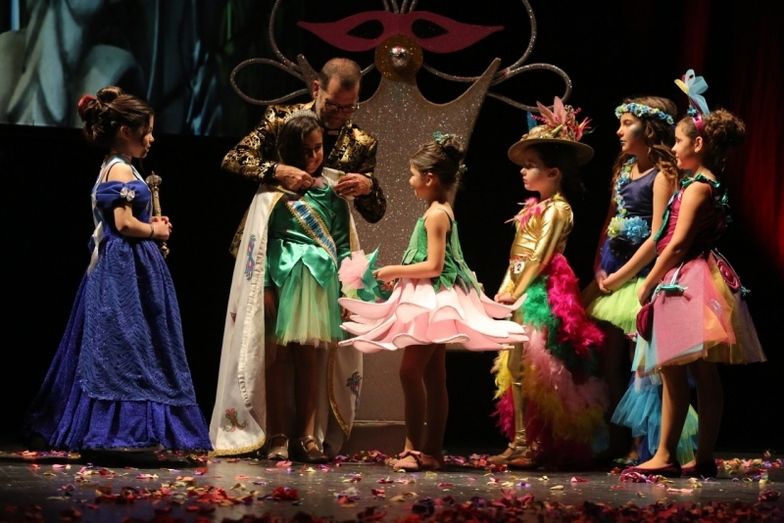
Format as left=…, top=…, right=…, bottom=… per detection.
left=602, top=172, right=677, bottom=291
left=375, top=210, right=449, bottom=281
left=637, top=182, right=711, bottom=303
left=106, top=163, right=171, bottom=240
left=497, top=201, right=570, bottom=302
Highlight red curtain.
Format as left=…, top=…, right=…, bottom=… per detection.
left=678, top=3, right=783, bottom=277
left=728, top=13, right=784, bottom=276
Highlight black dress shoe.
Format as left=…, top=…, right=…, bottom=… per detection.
left=623, top=462, right=681, bottom=478
left=681, top=460, right=718, bottom=478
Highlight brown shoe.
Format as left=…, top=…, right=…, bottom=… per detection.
left=294, top=435, right=328, bottom=464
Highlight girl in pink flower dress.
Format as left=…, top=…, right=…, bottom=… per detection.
left=339, top=133, right=527, bottom=471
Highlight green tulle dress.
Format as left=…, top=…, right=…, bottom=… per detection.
left=265, top=185, right=350, bottom=345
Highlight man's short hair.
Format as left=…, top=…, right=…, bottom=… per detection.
left=319, top=58, right=362, bottom=90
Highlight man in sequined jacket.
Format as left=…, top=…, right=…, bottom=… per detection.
left=222, top=57, right=386, bottom=255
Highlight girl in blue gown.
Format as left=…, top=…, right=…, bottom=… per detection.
left=25, top=86, right=211, bottom=452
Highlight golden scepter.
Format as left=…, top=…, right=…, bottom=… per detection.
left=145, top=171, right=170, bottom=258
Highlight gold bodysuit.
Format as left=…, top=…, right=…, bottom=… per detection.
left=497, top=193, right=573, bottom=299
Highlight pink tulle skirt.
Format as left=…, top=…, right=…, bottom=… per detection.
left=634, top=252, right=766, bottom=373
left=338, top=279, right=528, bottom=353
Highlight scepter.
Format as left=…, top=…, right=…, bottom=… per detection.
left=145, top=171, right=170, bottom=258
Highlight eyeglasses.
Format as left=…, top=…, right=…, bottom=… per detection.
left=323, top=100, right=360, bottom=113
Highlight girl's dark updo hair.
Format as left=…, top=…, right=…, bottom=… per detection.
left=77, top=86, right=153, bottom=148
left=410, top=133, right=466, bottom=189
left=276, top=111, right=323, bottom=170
left=678, top=108, right=746, bottom=175
left=613, top=96, right=679, bottom=182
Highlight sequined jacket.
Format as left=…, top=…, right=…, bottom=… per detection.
left=222, top=102, right=386, bottom=255
left=498, top=194, right=573, bottom=299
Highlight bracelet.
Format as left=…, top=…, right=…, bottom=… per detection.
left=148, top=223, right=155, bottom=239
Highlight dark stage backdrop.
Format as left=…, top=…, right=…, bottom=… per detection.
left=2, top=1, right=781, bottom=453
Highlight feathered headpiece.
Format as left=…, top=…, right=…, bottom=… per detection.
left=508, top=97, right=593, bottom=166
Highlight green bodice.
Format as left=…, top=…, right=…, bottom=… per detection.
left=266, top=185, right=350, bottom=287
left=401, top=216, right=480, bottom=292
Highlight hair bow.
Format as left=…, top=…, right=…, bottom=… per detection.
left=674, top=69, right=709, bottom=116
left=432, top=130, right=454, bottom=145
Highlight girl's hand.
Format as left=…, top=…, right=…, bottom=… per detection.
left=374, top=266, right=397, bottom=283
left=151, top=220, right=172, bottom=240
left=594, top=268, right=608, bottom=287
left=152, top=215, right=173, bottom=235
left=637, top=282, right=654, bottom=305
left=495, top=292, right=516, bottom=304
left=599, top=272, right=619, bottom=294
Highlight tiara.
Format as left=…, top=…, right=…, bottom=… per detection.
left=283, top=109, right=319, bottom=123
left=614, top=102, right=675, bottom=125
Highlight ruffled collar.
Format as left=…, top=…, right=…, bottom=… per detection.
left=507, top=193, right=564, bottom=228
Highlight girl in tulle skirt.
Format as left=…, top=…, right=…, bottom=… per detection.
left=583, top=96, right=698, bottom=465
left=339, top=133, right=527, bottom=471
left=624, top=71, right=765, bottom=479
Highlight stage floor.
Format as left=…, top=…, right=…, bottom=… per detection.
left=0, top=448, right=782, bottom=522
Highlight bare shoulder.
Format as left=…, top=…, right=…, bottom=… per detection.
left=423, top=205, right=452, bottom=230
left=105, top=162, right=135, bottom=183
left=682, top=180, right=713, bottom=201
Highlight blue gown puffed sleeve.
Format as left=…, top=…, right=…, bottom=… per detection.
left=94, top=180, right=151, bottom=217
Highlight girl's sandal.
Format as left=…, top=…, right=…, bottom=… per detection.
left=390, top=450, right=442, bottom=471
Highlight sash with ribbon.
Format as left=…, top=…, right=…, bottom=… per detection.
left=286, top=199, right=338, bottom=264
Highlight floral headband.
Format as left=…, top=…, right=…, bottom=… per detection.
left=614, top=102, right=675, bottom=126
left=674, top=68, right=710, bottom=134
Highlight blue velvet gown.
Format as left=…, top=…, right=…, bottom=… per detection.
left=25, top=156, right=211, bottom=451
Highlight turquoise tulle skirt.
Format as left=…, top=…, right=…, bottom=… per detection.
left=611, top=373, right=698, bottom=464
